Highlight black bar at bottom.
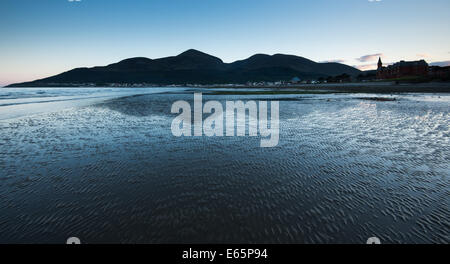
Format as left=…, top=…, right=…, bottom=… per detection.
left=0, top=244, right=444, bottom=263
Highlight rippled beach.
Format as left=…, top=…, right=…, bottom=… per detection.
left=0, top=88, right=448, bottom=243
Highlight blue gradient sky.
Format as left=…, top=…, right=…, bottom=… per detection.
left=1, top=0, right=450, bottom=86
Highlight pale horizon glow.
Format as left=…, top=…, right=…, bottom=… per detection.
left=1, top=0, right=450, bottom=86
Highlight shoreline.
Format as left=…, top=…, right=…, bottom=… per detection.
left=3, top=82, right=450, bottom=93
left=201, top=82, right=450, bottom=93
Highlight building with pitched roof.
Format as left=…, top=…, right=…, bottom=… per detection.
left=376, top=58, right=429, bottom=79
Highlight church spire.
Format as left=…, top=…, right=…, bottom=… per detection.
left=377, top=57, right=382, bottom=69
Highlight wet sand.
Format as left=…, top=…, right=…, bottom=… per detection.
left=0, top=89, right=449, bottom=243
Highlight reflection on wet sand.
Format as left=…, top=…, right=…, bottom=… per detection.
left=0, top=89, right=448, bottom=243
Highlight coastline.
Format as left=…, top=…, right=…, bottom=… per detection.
left=4, top=82, right=450, bottom=94
left=201, top=82, right=450, bottom=93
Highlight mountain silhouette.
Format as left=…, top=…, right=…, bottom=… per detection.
left=6, top=49, right=360, bottom=87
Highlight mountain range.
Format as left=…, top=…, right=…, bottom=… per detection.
left=6, top=49, right=361, bottom=87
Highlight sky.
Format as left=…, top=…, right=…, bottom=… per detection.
left=1, top=0, right=450, bottom=86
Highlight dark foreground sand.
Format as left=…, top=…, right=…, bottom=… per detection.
left=0, top=91, right=448, bottom=243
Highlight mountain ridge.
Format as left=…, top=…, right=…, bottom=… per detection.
left=6, top=49, right=361, bottom=87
